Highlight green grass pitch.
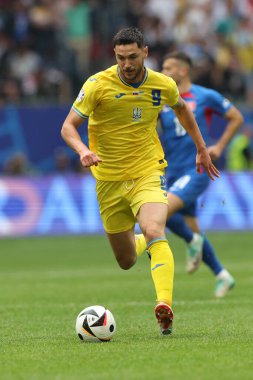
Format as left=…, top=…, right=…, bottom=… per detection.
left=0, top=232, right=252, bottom=380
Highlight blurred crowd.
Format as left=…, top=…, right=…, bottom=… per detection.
left=2, top=148, right=91, bottom=176
left=1, top=0, right=253, bottom=174
left=0, top=0, right=253, bottom=106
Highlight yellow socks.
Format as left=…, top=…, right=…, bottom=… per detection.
left=135, top=234, right=147, bottom=257
left=135, top=234, right=174, bottom=306
left=148, top=238, right=174, bottom=306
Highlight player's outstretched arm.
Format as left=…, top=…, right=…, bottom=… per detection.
left=172, top=97, right=220, bottom=180
left=61, top=109, right=102, bottom=167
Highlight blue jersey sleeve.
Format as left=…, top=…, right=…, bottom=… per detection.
left=204, top=88, right=233, bottom=116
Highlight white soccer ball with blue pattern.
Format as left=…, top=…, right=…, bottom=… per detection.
left=76, top=305, right=116, bottom=342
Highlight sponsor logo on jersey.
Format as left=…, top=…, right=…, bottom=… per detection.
left=115, top=93, right=126, bottom=99
left=89, top=77, right=97, bottom=82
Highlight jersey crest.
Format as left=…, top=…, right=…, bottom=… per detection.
left=132, top=107, right=142, bottom=121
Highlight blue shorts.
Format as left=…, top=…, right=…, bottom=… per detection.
left=166, top=168, right=210, bottom=217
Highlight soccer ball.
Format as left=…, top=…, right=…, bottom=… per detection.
left=76, top=305, right=116, bottom=342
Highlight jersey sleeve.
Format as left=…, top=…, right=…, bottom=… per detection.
left=72, top=75, right=102, bottom=118
left=206, top=89, right=233, bottom=116
left=165, top=77, right=180, bottom=107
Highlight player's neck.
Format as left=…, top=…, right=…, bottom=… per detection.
left=178, top=79, right=192, bottom=94
left=129, top=67, right=146, bottom=85
left=118, top=66, right=146, bottom=86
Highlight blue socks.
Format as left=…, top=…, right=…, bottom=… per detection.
left=166, top=214, right=192, bottom=243
left=202, top=236, right=223, bottom=275
left=166, top=213, right=223, bottom=275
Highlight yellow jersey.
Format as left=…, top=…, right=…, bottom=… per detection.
left=72, top=65, right=179, bottom=181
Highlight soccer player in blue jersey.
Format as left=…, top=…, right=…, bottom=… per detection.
left=160, top=51, right=243, bottom=297
left=61, top=28, right=219, bottom=335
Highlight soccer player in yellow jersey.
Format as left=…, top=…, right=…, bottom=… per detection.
left=61, top=27, right=219, bottom=335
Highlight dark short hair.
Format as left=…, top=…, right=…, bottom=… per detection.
left=113, top=27, right=145, bottom=48
left=163, top=51, right=193, bottom=68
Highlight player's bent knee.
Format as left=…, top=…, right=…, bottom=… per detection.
left=116, top=256, right=136, bottom=270
left=144, top=226, right=164, bottom=242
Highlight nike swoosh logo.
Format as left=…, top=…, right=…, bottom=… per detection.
left=115, top=93, right=126, bottom=98
left=152, top=263, right=165, bottom=271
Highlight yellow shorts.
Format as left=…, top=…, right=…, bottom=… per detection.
left=96, top=170, right=168, bottom=234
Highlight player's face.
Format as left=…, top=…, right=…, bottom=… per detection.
left=162, top=58, right=185, bottom=84
left=114, top=43, right=148, bottom=84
